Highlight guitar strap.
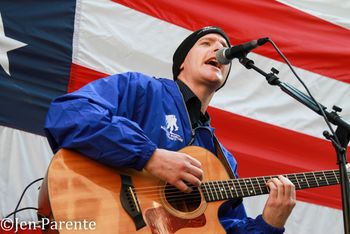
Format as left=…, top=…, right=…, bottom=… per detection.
left=213, top=135, right=236, bottom=179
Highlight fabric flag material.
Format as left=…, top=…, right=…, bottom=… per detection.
left=0, top=1, right=75, bottom=135
left=0, top=0, right=349, bottom=233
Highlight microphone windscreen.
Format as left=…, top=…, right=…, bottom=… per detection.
left=216, top=48, right=231, bottom=65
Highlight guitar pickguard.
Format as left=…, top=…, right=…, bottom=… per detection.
left=145, top=206, right=206, bottom=234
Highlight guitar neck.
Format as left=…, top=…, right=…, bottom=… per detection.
left=201, top=169, right=340, bottom=202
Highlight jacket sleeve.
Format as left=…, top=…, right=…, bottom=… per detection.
left=220, top=201, right=285, bottom=234
left=44, top=72, right=157, bottom=170
left=218, top=144, right=285, bottom=234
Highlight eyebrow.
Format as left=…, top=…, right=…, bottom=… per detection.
left=198, top=36, right=228, bottom=47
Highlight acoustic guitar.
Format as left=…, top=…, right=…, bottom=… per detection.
left=38, top=146, right=349, bottom=234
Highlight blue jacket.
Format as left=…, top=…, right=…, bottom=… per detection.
left=45, top=72, right=284, bottom=234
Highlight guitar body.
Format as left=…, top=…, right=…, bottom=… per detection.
left=38, top=146, right=230, bottom=234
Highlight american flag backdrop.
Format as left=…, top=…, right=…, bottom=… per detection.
left=0, top=0, right=349, bottom=233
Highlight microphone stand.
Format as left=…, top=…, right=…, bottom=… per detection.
left=239, top=57, right=350, bottom=234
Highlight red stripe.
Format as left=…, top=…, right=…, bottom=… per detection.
left=112, top=0, right=350, bottom=84
left=209, top=106, right=347, bottom=209
left=0, top=226, right=42, bottom=234
left=72, top=64, right=345, bottom=209
left=68, top=63, right=108, bottom=92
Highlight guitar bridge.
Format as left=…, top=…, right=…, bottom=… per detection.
left=120, top=174, right=146, bottom=230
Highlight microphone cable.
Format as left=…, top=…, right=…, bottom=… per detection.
left=266, top=38, right=342, bottom=147
left=4, top=177, right=44, bottom=231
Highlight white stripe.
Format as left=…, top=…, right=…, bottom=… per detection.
left=278, top=0, right=350, bottom=30
left=0, top=126, right=52, bottom=220
left=244, top=195, right=343, bottom=234
left=75, top=0, right=350, bottom=140
left=74, top=0, right=190, bottom=78
left=213, top=53, right=350, bottom=139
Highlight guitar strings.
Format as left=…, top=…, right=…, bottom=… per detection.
left=132, top=170, right=340, bottom=193
left=132, top=171, right=340, bottom=195
left=131, top=169, right=340, bottom=193
left=129, top=171, right=340, bottom=202
left=131, top=180, right=338, bottom=203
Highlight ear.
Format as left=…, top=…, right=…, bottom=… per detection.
left=180, top=62, right=184, bottom=70
left=177, top=63, right=185, bottom=78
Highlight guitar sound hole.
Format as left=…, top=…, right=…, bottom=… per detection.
left=164, top=183, right=201, bottom=212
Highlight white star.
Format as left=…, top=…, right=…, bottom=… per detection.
left=0, top=13, right=27, bottom=77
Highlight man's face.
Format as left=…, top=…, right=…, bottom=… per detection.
left=179, top=33, right=230, bottom=90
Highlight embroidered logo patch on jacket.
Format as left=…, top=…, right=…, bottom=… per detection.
left=161, top=115, right=183, bottom=142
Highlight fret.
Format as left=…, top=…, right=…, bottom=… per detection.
left=241, top=179, right=250, bottom=196
left=303, top=173, right=310, bottom=188
left=259, top=177, right=269, bottom=194
left=319, top=170, right=338, bottom=186
left=255, top=177, right=263, bottom=194
left=257, top=177, right=268, bottom=194
left=219, top=181, right=229, bottom=199
left=286, top=174, right=296, bottom=188
left=263, top=176, right=270, bottom=192
left=220, top=181, right=229, bottom=199
left=207, top=182, right=216, bottom=201
left=304, top=172, right=316, bottom=188
left=295, top=173, right=308, bottom=189
left=261, top=176, right=268, bottom=185
left=210, top=181, right=219, bottom=201
left=251, top=178, right=258, bottom=195
left=322, top=171, right=330, bottom=186
left=310, top=172, right=319, bottom=187
left=314, top=172, right=327, bottom=187
left=333, top=170, right=340, bottom=183
left=201, top=168, right=343, bottom=203
left=328, top=170, right=339, bottom=184
left=246, top=178, right=256, bottom=196
left=224, top=180, right=234, bottom=199
left=242, top=179, right=249, bottom=196
left=265, top=176, right=274, bottom=192
left=202, top=182, right=212, bottom=202
left=214, top=181, right=222, bottom=200
left=292, top=174, right=301, bottom=189
left=324, top=171, right=334, bottom=184
left=229, top=180, right=240, bottom=198
left=236, top=179, right=245, bottom=197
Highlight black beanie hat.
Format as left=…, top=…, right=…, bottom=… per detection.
left=172, top=26, right=231, bottom=82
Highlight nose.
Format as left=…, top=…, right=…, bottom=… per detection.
left=213, top=41, right=225, bottom=52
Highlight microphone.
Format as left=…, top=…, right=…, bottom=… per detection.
left=216, top=37, right=269, bottom=64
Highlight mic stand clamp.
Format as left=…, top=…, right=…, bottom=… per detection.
left=239, top=56, right=350, bottom=234
left=239, top=57, right=280, bottom=86
left=323, top=130, right=346, bottom=157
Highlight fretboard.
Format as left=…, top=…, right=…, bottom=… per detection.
left=201, top=169, right=341, bottom=202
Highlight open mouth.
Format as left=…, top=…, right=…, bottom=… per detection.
left=205, top=58, right=221, bottom=69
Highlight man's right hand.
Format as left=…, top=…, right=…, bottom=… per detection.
left=144, top=148, right=203, bottom=193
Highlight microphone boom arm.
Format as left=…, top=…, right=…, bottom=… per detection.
left=239, top=56, right=350, bottom=234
